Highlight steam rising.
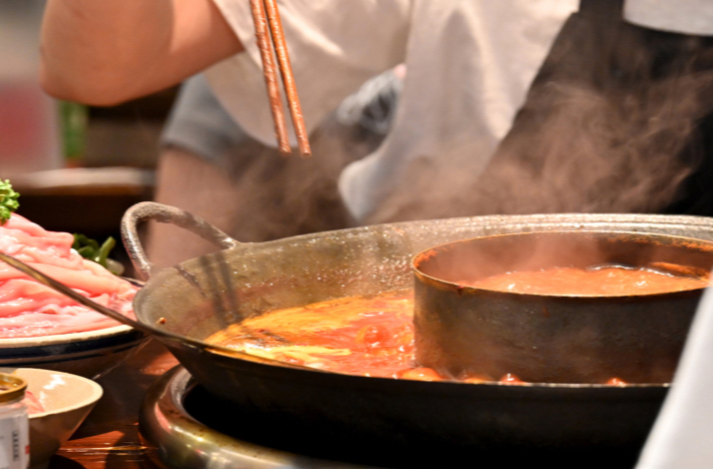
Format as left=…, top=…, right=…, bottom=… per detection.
left=214, top=113, right=372, bottom=242
left=479, top=24, right=713, bottom=215
left=477, top=69, right=713, bottom=215
left=366, top=19, right=713, bottom=223
left=153, top=18, right=713, bottom=268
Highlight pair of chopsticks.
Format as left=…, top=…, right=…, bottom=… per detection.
left=249, top=0, right=311, bottom=157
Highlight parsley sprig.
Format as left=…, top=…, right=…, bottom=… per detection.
left=0, top=180, right=19, bottom=225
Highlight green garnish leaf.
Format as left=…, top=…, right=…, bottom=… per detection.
left=96, top=237, right=116, bottom=267
left=0, top=180, right=19, bottom=225
left=73, top=234, right=119, bottom=273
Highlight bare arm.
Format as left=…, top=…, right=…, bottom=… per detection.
left=40, top=0, right=243, bottom=106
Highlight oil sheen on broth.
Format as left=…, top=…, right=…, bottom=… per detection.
left=205, top=264, right=709, bottom=383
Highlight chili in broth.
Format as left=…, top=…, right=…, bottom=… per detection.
left=206, top=264, right=709, bottom=383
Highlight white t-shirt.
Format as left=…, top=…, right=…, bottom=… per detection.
left=625, top=0, right=713, bottom=35
left=206, top=0, right=579, bottom=223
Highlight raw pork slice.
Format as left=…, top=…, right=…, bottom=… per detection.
left=0, top=214, right=138, bottom=338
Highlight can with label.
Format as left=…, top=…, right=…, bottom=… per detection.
left=0, top=374, right=28, bottom=469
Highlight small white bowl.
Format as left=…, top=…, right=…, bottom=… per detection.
left=0, top=368, right=103, bottom=469
left=0, top=326, right=148, bottom=379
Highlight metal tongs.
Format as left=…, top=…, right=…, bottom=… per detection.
left=249, top=0, right=311, bottom=157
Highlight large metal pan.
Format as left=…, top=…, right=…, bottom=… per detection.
left=118, top=203, right=713, bottom=468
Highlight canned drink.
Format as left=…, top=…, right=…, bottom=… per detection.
left=0, top=374, right=28, bottom=469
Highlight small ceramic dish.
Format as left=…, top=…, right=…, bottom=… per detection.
left=0, top=326, right=147, bottom=379
left=0, top=367, right=103, bottom=469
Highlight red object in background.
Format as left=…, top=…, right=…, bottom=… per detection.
left=0, top=82, right=60, bottom=176
left=0, top=84, right=44, bottom=158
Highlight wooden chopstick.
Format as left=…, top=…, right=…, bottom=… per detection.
left=248, top=0, right=290, bottom=154
left=249, top=0, right=312, bottom=157
left=262, top=0, right=311, bottom=158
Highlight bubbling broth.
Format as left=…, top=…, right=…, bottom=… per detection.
left=206, top=291, right=432, bottom=380
left=461, top=263, right=710, bottom=296
left=205, top=263, right=709, bottom=384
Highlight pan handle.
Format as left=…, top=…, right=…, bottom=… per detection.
left=121, top=202, right=240, bottom=280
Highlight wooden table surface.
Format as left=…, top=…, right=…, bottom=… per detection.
left=49, top=339, right=179, bottom=469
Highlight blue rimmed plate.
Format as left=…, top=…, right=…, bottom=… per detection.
left=0, top=325, right=147, bottom=379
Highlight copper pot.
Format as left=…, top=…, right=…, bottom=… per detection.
left=412, top=231, right=713, bottom=384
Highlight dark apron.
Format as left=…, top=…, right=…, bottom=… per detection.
left=478, top=0, right=713, bottom=216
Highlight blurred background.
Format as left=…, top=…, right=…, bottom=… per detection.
left=0, top=0, right=174, bottom=271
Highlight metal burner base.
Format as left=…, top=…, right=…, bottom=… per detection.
left=140, top=366, right=647, bottom=469
left=139, top=366, right=379, bottom=469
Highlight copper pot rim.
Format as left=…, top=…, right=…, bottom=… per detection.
left=412, top=229, right=713, bottom=299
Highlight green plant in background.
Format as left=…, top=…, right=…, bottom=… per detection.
left=0, top=180, right=20, bottom=225
left=58, top=100, right=88, bottom=165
